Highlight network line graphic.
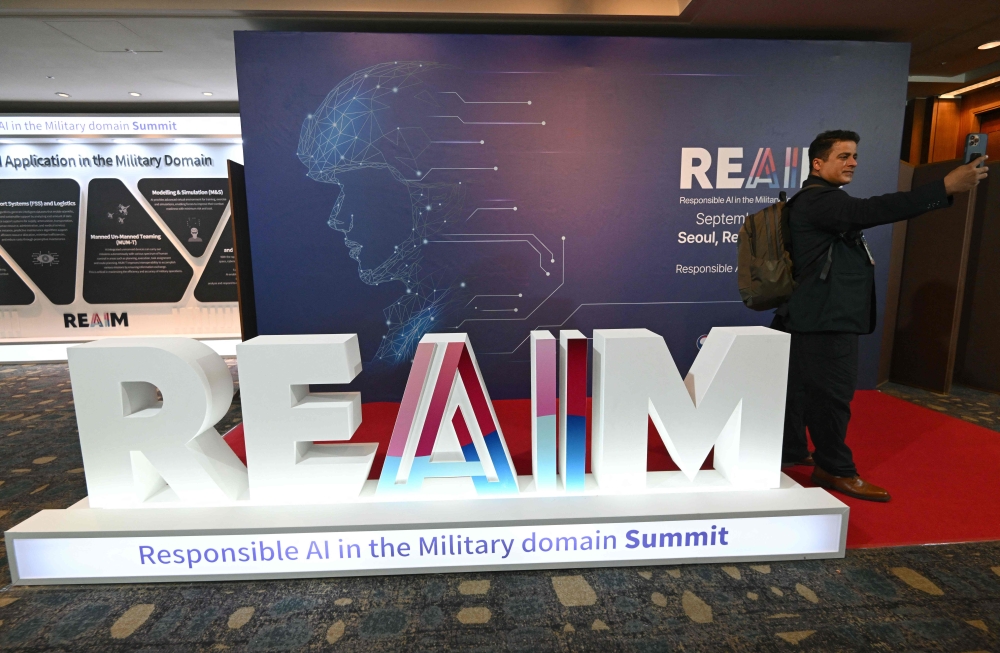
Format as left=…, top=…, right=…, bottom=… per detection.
left=297, top=60, right=554, bottom=365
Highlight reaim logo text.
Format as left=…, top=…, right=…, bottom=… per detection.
left=64, top=312, right=128, bottom=328
left=680, top=147, right=810, bottom=190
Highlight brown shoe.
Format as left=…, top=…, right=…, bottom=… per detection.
left=811, top=467, right=891, bottom=502
left=781, top=454, right=816, bottom=468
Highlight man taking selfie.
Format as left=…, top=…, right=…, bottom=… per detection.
left=780, top=129, right=987, bottom=502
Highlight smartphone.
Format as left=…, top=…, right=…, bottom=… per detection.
left=964, top=132, right=988, bottom=165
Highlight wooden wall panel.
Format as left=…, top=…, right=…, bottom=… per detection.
left=890, top=160, right=977, bottom=393
left=929, top=99, right=962, bottom=162
left=904, top=98, right=930, bottom=165
left=955, top=161, right=1000, bottom=393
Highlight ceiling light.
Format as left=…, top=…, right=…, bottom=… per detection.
left=202, top=91, right=213, bottom=96
left=979, top=41, right=1000, bottom=50
left=129, top=92, right=141, bottom=97
left=55, top=92, right=70, bottom=98
left=941, top=74, right=1000, bottom=98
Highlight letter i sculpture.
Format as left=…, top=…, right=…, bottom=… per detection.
left=530, top=331, right=557, bottom=490
left=559, top=330, right=588, bottom=491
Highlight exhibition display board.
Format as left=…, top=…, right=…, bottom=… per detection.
left=0, top=116, right=242, bottom=342
left=234, top=33, right=910, bottom=395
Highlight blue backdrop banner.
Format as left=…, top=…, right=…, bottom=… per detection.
left=234, top=32, right=910, bottom=401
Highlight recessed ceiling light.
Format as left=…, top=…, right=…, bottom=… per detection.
left=202, top=91, right=214, bottom=96
left=979, top=41, right=1000, bottom=50
left=129, top=92, right=141, bottom=97
left=55, top=92, right=70, bottom=98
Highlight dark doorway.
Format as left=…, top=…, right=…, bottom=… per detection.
left=978, top=107, right=1000, bottom=162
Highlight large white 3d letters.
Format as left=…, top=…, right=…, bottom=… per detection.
left=63, top=327, right=791, bottom=509
left=236, top=334, right=377, bottom=503
left=67, top=338, right=246, bottom=507
left=592, top=327, right=789, bottom=491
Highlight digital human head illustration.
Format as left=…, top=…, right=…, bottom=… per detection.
left=297, top=61, right=470, bottom=364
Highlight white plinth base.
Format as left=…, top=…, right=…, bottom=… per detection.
left=5, top=475, right=848, bottom=585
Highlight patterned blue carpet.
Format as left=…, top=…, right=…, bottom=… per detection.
left=1, top=362, right=999, bottom=651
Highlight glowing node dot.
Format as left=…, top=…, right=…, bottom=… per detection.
left=546, top=271, right=551, bottom=276
left=551, top=258, right=555, bottom=263
left=513, top=207, right=517, bottom=211
left=514, top=308, right=518, bottom=312
left=561, top=236, right=566, bottom=240
left=386, top=320, right=391, bottom=326
left=542, top=121, right=546, bottom=125
left=460, top=282, right=466, bottom=287
left=426, top=205, right=431, bottom=210
left=416, top=171, right=422, bottom=176
left=518, top=293, right=522, bottom=297
left=480, top=140, right=485, bottom=144
left=423, top=239, right=428, bottom=244
left=393, top=88, right=398, bottom=92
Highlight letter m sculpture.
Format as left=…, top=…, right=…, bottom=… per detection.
left=592, top=327, right=789, bottom=491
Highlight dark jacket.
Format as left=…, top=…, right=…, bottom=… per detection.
left=784, top=175, right=951, bottom=334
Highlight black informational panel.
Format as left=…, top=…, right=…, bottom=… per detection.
left=0, top=254, right=34, bottom=305
left=137, top=178, right=231, bottom=258
left=227, top=160, right=257, bottom=340
left=194, top=216, right=238, bottom=302
left=0, top=178, right=80, bottom=304
left=82, top=178, right=193, bottom=304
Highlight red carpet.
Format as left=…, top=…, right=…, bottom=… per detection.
left=223, top=390, right=1000, bottom=550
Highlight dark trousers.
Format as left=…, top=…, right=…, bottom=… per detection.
left=782, top=331, right=859, bottom=477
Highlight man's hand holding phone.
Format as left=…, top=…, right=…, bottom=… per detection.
left=944, top=156, right=989, bottom=195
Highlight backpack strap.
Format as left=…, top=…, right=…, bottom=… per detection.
left=819, top=238, right=840, bottom=281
